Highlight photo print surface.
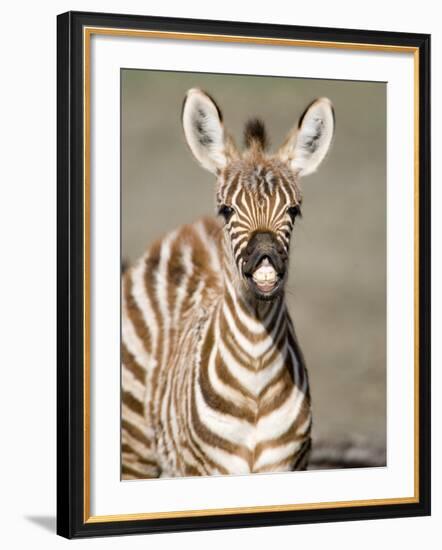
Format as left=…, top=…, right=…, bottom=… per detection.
left=120, top=69, right=386, bottom=480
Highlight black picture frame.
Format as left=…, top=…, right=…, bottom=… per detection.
left=57, top=10, right=431, bottom=539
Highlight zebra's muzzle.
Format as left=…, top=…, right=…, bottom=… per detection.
left=242, top=232, right=287, bottom=300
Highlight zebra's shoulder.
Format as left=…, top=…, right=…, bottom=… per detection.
left=179, top=216, right=223, bottom=261
left=126, top=216, right=223, bottom=293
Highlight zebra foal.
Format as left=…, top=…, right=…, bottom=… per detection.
left=122, top=89, right=335, bottom=478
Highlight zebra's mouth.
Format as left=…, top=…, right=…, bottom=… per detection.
left=245, top=256, right=284, bottom=300
left=252, top=257, right=278, bottom=291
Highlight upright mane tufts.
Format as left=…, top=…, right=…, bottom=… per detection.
left=243, top=118, right=269, bottom=152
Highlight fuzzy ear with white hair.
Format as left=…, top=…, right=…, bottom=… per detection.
left=182, top=88, right=233, bottom=174
left=278, top=98, right=335, bottom=177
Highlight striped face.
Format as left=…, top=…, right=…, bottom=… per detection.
left=216, top=158, right=302, bottom=300
left=182, top=88, right=335, bottom=301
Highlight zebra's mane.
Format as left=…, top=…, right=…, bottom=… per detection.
left=243, top=118, right=269, bottom=152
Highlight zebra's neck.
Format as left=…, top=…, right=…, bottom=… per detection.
left=219, top=277, right=287, bottom=362
left=215, top=239, right=289, bottom=370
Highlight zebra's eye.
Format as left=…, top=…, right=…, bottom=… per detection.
left=218, top=204, right=235, bottom=222
left=287, top=205, right=302, bottom=222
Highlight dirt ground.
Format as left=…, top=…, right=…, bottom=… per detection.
left=121, top=69, right=387, bottom=467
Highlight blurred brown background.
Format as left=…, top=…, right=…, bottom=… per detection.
left=121, top=69, right=386, bottom=469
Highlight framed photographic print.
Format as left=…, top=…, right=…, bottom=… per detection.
left=57, top=11, right=431, bottom=539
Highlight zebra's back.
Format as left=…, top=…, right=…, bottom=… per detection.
left=121, top=217, right=224, bottom=479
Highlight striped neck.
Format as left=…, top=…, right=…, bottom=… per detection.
left=218, top=237, right=289, bottom=366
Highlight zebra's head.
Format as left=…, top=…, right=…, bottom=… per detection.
left=182, top=88, right=335, bottom=301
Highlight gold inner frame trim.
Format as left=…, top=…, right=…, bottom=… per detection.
left=82, top=26, right=420, bottom=524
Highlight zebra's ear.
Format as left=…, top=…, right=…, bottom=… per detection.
left=279, top=98, right=335, bottom=177
left=182, top=89, right=230, bottom=175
